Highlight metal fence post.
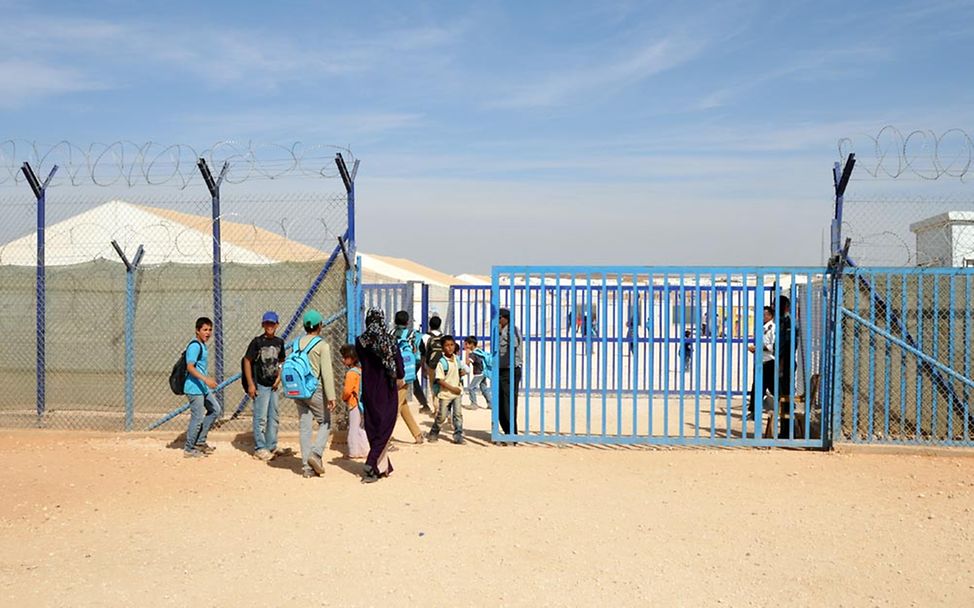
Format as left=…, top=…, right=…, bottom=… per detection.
left=20, top=162, right=57, bottom=422
left=111, top=240, right=144, bottom=431
left=197, top=159, right=229, bottom=399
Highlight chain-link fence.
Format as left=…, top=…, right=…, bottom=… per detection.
left=836, top=268, right=973, bottom=445
left=0, top=142, right=355, bottom=433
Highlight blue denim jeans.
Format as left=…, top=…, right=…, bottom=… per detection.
left=466, top=373, right=491, bottom=407
left=185, top=393, right=222, bottom=452
left=296, top=389, right=331, bottom=472
left=252, top=385, right=280, bottom=452
left=429, top=395, right=463, bottom=440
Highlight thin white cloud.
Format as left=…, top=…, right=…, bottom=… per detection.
left=0, top=60, right=108, bottom=108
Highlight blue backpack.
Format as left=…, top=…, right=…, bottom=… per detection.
left=473, top=347, right=493, bottom=375
left=394, top=328, right=418, bottom=383
left=281, top=336, right=322, bottom=400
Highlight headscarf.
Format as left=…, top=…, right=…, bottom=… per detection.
left=359, top=307, right=398, bottom=380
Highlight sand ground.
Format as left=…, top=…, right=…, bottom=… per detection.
left=1, top=405, right=973, bottom=607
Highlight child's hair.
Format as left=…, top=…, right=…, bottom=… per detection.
left=464, top=335, right=477, bottom=346
left=195, top=317, right=213, bottom=330
left=441, top=334, right=455, bottom=346
left=394, top=310, right=409, bottom=326
left=429, top=315, right=442, bottom=331
left=763, top=306, right=774, bottom=316
left=339, top=344, right=357, bottom=362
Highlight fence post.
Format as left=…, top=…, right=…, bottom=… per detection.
left=111, top=240, right=144, bottom=431
left=20, top=162, right=57, bottom=423
left=197, top=159, right=229, bottom=400
left=336, top=153, right=359, bottom=338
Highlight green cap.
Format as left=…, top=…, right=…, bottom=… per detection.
left=303, top=309, right=323, bottom=329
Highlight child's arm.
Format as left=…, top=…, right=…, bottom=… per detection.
left=242, top=356, right=257, bottom=397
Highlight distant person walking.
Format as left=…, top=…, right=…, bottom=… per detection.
left=496, top=308, right=522, bottom=439
left=182, top=317, right=221, bottom=458
left=356, top=308, right=404, bottom=483
left=746, top=306, right=776, bottom=419
left=391, top=310, right=425, bottom=444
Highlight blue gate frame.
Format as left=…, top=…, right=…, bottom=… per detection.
left=488, top=266, right=832, bottom=448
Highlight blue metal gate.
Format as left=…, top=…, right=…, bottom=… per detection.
left=487, top=266, right=831, bottom=448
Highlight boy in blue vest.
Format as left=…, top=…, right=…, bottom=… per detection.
left=292, top=309, right=337, bottom=478
left=183, top=317, right=222, bottom=458
left=463, top=335, right=491, bottom=409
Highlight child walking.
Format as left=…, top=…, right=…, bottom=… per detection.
left=341, top=344, right=370, bottom=459
left=183, top=317, right=222, bottom=458
left=291, top=309, right=336, bottom=478
left=427, top=335, right=468, bottom=445
left=243, top=311, right=285, bottom=461
left=463, top=336, right=491, bottom=409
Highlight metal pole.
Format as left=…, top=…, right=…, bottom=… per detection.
left=21, top=162, right=57, bottom=422
left=112, top=240, right=144, bottom=431
left=197, top=159, right=229, bottom=401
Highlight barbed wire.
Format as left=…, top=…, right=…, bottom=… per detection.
left=838, top=126, right=974, bottom=181
left=0, top=140, right=356, bottom=189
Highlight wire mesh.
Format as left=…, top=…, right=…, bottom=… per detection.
left=0, top=184, right=351, bottom=432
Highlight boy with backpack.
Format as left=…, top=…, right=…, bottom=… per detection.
left=420, top=314, right=445, bottom=415
left=392, top=311, right=425, bottom=444
left=181, top=317, right=222, bottom=458
left=282, top=309, right=336, bottom=478
left=242, top=311, right=286, bottom=461
left=427, top=335, right=468, bottom=444
left=463, top=336, right=492, bottom=409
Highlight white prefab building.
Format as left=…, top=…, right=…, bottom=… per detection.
left=910, top=212, right=974, bottom=268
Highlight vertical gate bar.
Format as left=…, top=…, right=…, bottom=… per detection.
left=678, top=274, right=686, bottom=439
left=490, top=270, right=499, bottom=438
left=752, top=273, right=763, bottom=440
left=694, top=274, right=702, bottom=438
left=884, top=274, right=892, bottom=439
left=831, top=275, right=846, bottom=441
left=601, top=277, right=608, bottom=437
left=900, top=273, right=908, bottom=440
left=540, top=277, right=547, bottom=437
left=631, top=274, right=639, bottom=437
left=805, top=273, right=814, bottom=441
left=585, top=275, right=593, bottom=436
left=770, top=277, right=780, bottom=441
left=663, top=275, right=671, bottom=437
left=571, top=276, right=577, bottom=439
left=524, top=277, right=533, bottom=436
left=947, top=274, right=955, bottom=442
left=724, top=273, right=733, bottom=436
left=648, top=279, right=655, bottom=436
left=851, top=271, right=861, bottom=441
left=915, top=276, right=924, bottom=443
left=932, top=276, right=940, bottom=441
left=789, top=278, right=797, bottom=440
left=555, top=276, right=563, bottom=436
left=710, top=274, right=717, bottom=439
left=616, top=279, right=624, bottom=436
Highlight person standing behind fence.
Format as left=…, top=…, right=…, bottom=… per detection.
left=746, top=306, right=776, bottom=419
left=463, top=336, right=491, bottom=409
left=183, top=317, right=222, bottom=458
left=392, top=310, right=425, bottom=445
left=496, top=308, right=522, bottom=440
left=681, top=329, right=693, bottom=375
left=243, top=311, right=285, bottom=462
left=340, top=344, right=370, bottom=459
left=292, top=309, right=337, bottom=479
left=427, top=335, right=468, bottom=444
left=356, top=308, right=404, bottom=483
left=776, top=296, right=794, bottom=439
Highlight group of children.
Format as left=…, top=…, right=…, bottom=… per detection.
left=178, top=309, right=493, bottom=477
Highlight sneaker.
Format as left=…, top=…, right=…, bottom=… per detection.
left=302, top=468, right=317, bottom=479
left=254, top=450, right=272, bottom=461
left=195, top=443, right=216, bottom=455
left=308, top=453, right=326, bottom=475
left=454, top=436, right=466, bottom=445
left=414, top=435, right=425, bottom=445
left=183, top=449, right=204, bottom=458
left=419, top=406, right=433, bottom=415
left=426, top=433, right=439, bottom=443
left=462, top=404, right=477, bottom=411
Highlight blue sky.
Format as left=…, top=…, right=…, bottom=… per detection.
left=2, top=0, right=973, bottom=271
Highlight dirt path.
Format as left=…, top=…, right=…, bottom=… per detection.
left=1, top=415, right=972, bottom=607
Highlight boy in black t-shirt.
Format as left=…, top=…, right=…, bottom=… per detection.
left=243, top=311, right=286, bottom=461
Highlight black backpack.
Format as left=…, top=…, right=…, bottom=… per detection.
left=169, top=340, right=203, bottom=395
left=424, top=333, right=444, bottom=369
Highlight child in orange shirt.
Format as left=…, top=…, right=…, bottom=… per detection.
left=341, top=344, right=370, bottom=459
